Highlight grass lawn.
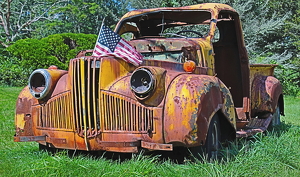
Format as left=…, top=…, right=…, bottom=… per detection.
left=0, top=87, right=299, bottom=176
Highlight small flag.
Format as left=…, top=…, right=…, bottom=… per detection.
left=92, top=25, right=143, bottom=66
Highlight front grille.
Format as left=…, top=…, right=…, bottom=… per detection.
left=71, top=57, right=154, bottom=138
left=71, top=58, right=101, bottom=138
left=101, top=91, right=154, bottom=132
left=37, top=91, right=73, bottom=130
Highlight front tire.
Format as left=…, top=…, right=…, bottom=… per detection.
left=190, top=114, right=221, bottom=161
left=205, top=114, right=221, bottom=160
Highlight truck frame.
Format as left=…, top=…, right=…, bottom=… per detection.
left=14, top=3, right=284, bottom=159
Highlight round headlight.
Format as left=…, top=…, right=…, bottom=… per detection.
left=130, top=68, right=154, bottom=97
left=28, top=69, right=52, bottom=99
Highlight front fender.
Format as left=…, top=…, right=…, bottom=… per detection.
left=163, top=74, right=236, bottom=146
left=251, top=75, right=283, bottom=117
left=15, top=86, right=35, bottom=137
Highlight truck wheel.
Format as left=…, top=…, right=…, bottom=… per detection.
left=190, top=114, right=221, bottom=161
left=205, top=114, right=221, bottom=160
left=271, top=105, right=281, bottom=126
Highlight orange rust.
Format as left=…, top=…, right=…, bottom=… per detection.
left=14, top=3, right=283, bottom=153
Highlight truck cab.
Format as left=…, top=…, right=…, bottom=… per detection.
left=14, top=3, right=284, bottom=159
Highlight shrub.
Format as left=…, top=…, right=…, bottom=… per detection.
left=41, top=33, right=97, bottom=67
left=2, top=33, right=97, bottom=86
left=0, top=55, right=31, bottom=87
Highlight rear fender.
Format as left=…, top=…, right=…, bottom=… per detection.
left=163, top=74, right=236, bottom=146
left=251, top=75, right=284, bottom=117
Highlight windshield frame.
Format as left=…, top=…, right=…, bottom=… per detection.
left=115, top=9, right=215, bottom=39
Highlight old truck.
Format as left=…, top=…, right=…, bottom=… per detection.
left=14, top=3, right=284, bottom=159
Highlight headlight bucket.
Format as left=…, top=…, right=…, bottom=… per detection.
left=28, top=68, right=67, bottom=100
left=29, top=69, right=52, bottom=99
left=130, top=68, right=155, bottom=98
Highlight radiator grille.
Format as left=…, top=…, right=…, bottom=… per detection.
left=71, top=58, right=101, bottom=138
left=37, top=91, right=73, bottom=130
left=101, top=91, right=154, bottom=132
left=70, top=58, right=154, bottom=137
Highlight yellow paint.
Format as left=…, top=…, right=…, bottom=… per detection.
left=182, top=120, right=190, bottom=130
left=166, top=96, right=176, bottom=119
left=194, top=38, right=215, bottom=76
left=100, top=58, right=135, bottom=89
left=249, top=64, right=277, bottom=87
left=18, top=86, right=33, bottom=99
left=15, top=114, right=25, bottom=129
left=80, top=58, right=89, bottom=151
left=169, top=124, right=174, bottom=130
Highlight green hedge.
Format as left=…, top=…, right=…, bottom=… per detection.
left=0, top=33, right=97, bottom=86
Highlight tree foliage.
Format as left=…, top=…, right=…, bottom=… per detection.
left=0, top=0, right=68, bottom=47
left=0, top=0, right=128, bottom=47
left=7, top=33, right=96, bottom=69
left=0, top=33, right=96, bottom=86
left=34, top=0, right=129, bottom=37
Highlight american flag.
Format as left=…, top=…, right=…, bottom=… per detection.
left=92, top=25, right=143, bottom=66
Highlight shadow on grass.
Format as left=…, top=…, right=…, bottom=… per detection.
left=39, top=144, right=190, bottom=164
left=265, top=121, right=294, bottom=137
left=219, top=121, right=296, bottom=161
left=38, top=121, right=296, bottom=164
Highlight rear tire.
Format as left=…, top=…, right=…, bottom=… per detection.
left=272, top=105, right=281, bottom=126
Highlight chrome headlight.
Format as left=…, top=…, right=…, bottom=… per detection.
left=28, top=69, right=52, bottom=99
left=130, top=68, right=154, bottom=97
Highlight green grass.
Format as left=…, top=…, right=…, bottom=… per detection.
left=1, top=87, right=299, bottom=176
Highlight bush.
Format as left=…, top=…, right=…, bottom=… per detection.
left=1, top=33, right=97, bottom=86
left=0, top=56, right=31, bottom=87
left=41, top=33, right=97, bottom=67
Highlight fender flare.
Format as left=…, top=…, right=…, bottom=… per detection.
left=163, top=74, right=236, bottom=146
left=251, top=75, right=284, bottom=117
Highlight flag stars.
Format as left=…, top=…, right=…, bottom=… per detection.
left=98, top=26, right=121, bottom=52
left=92, top=25, right=143, bottom=66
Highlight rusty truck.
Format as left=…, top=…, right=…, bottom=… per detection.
left=14, top=3, right=284, bottom=159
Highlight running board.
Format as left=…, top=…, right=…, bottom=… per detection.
left=236, top=114, right=272, bottom=138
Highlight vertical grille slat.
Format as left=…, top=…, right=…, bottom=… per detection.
left=92, top=58, right=98, bottom=133
left=87, top=59, right=92, bottom=132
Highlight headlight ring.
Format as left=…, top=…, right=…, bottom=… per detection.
left=130, top=68, right=155, bottom=98
left=28, top=69, right=52, bottom=99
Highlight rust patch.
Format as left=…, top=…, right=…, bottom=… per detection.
left=251, top=75, right=282, bottom=117
left=15, top=93, right=34, bottom=137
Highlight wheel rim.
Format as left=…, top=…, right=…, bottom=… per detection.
left=211, top=121, right=219, bottom=159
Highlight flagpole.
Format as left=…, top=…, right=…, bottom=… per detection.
left=92, top=18, right=106, bottom=56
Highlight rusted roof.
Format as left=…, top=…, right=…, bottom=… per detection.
left=119, top=3, right=236, bottom=21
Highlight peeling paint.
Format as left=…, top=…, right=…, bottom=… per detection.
left=15, top=114, right=25, bottom=129
left=14, top=3, right=283, bottom=153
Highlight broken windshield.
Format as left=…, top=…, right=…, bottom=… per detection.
left=117, top=10, right=212, bottom=38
